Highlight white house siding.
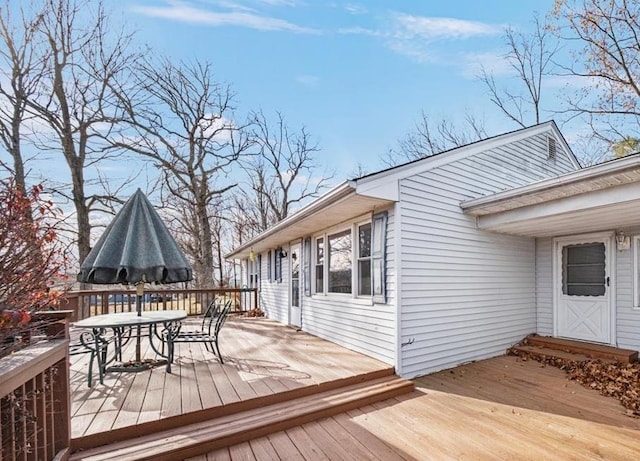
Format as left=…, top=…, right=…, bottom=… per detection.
left=256, top=248, right=290, bottom=325
left=535, top=237, right=554, bottom=336
left=249, top=209, right=397, bottom=365
left=299, top=207, right=397, bottom=365
left=615, top=241, right=640, bottom=351
left=399, top=132, right=577, bottom=378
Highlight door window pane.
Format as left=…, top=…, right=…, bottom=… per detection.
left=562, top=243, right=605, bottom=296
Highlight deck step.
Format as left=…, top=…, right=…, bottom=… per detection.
left=511, top=345, right=617, bottom=364
left=71, top=367, right=396, bottom=452
left=523, top=336, right=638, bottom=363
left=69, top=375, right=414, bottom=461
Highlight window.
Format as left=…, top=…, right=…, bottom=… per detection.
left=312, top=212, right=387, bottom=302
left=328, top=230, right=352, bottom=293
left=267, top=250, right=272, bottom=282
left=357, top=223, right=372, bottom=296
left=562, top=243, right=605, bottom=296
left=315, top=237, right=324, bottom=293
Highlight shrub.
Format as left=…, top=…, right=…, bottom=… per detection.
left=0, top=178, right=69, bottom=355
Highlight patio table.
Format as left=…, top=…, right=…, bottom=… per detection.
left=74, top=310, right=186, bottom=385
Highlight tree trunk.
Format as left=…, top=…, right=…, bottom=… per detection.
left=197, top=198, right=214, bottom=288
left=215, top=234, right=223, bottom=287
left=10, top=102, right=26, bottom=197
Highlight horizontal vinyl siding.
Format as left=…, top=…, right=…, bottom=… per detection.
left=258, top=249, right=289, bottom=325
left=536, top=238, right=553, bottom=335
left=302, top=207, right=396, bottom=365
left=616, top=241, right=640, bottom=351
left=255, top=209, right=397, bottom=365
left=399, top=133, right=575, bottom=378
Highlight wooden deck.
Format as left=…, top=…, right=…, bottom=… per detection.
left=193, top=355, right=640, bottom=460
left=69, top=316, right=390, bottom=441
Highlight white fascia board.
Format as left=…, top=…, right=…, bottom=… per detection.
left=477, top=180, right=640, bottom=229
left=463, top=154, right=640, bottom=214
left=225, top=181, right=354, bottom=259
left=354, top=122, right=558, bottom=193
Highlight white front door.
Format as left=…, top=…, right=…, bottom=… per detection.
left=554, top=234, right=613, bottom=344
left=289, top=243, right=302, bottom=328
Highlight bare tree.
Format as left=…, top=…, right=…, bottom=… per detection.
left=382, top=111, right=487, bottom=167
left=480, top=14, right=560, bottom=128
left=0, top=2, right=48, bottom=196
left=239, top=110, right=333, bottom=235
left=551, top=0, right=640, bottom=145
left=114, top=58, right=250, bottom=287
left=24, top=0, right=137, bottom=265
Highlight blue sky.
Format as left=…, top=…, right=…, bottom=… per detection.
left=115, top=0, right=558, bottom=179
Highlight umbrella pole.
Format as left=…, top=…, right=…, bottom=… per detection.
left=136, top=282, right=143, bottom=362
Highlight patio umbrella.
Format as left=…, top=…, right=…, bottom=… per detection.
left=78, top=188, right=192, bottom=291
left=77, top=189, right=192, bottom=367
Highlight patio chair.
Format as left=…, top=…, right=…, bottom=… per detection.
left=75, top=328, right=114, bottom=387
left=168, top=299, right=232, bottom=365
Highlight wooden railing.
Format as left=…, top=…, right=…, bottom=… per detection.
left=0, top=311, right=72, bottom=461
left=64, top=288, right=259, bottom=321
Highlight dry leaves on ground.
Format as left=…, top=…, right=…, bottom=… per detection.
left=509, top=348, right=640, bottom=416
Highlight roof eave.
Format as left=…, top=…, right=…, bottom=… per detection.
left=225, top=181, right=356, bottom=259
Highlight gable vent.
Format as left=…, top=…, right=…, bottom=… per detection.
left=547, top=136, right=557, bottom=160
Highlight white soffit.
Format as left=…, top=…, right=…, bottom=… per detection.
left=476, top=181, right=640, bottom=237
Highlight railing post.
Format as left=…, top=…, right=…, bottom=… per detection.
left=62, top=294, right=79, bottom=322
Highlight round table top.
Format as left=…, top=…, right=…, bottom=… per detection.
left=74, top=310, right=187, bottom=329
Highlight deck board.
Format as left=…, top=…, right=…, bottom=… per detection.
left=195, top=355, right=640, bottom=460
left=70, top=316, right=390, bottom=439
